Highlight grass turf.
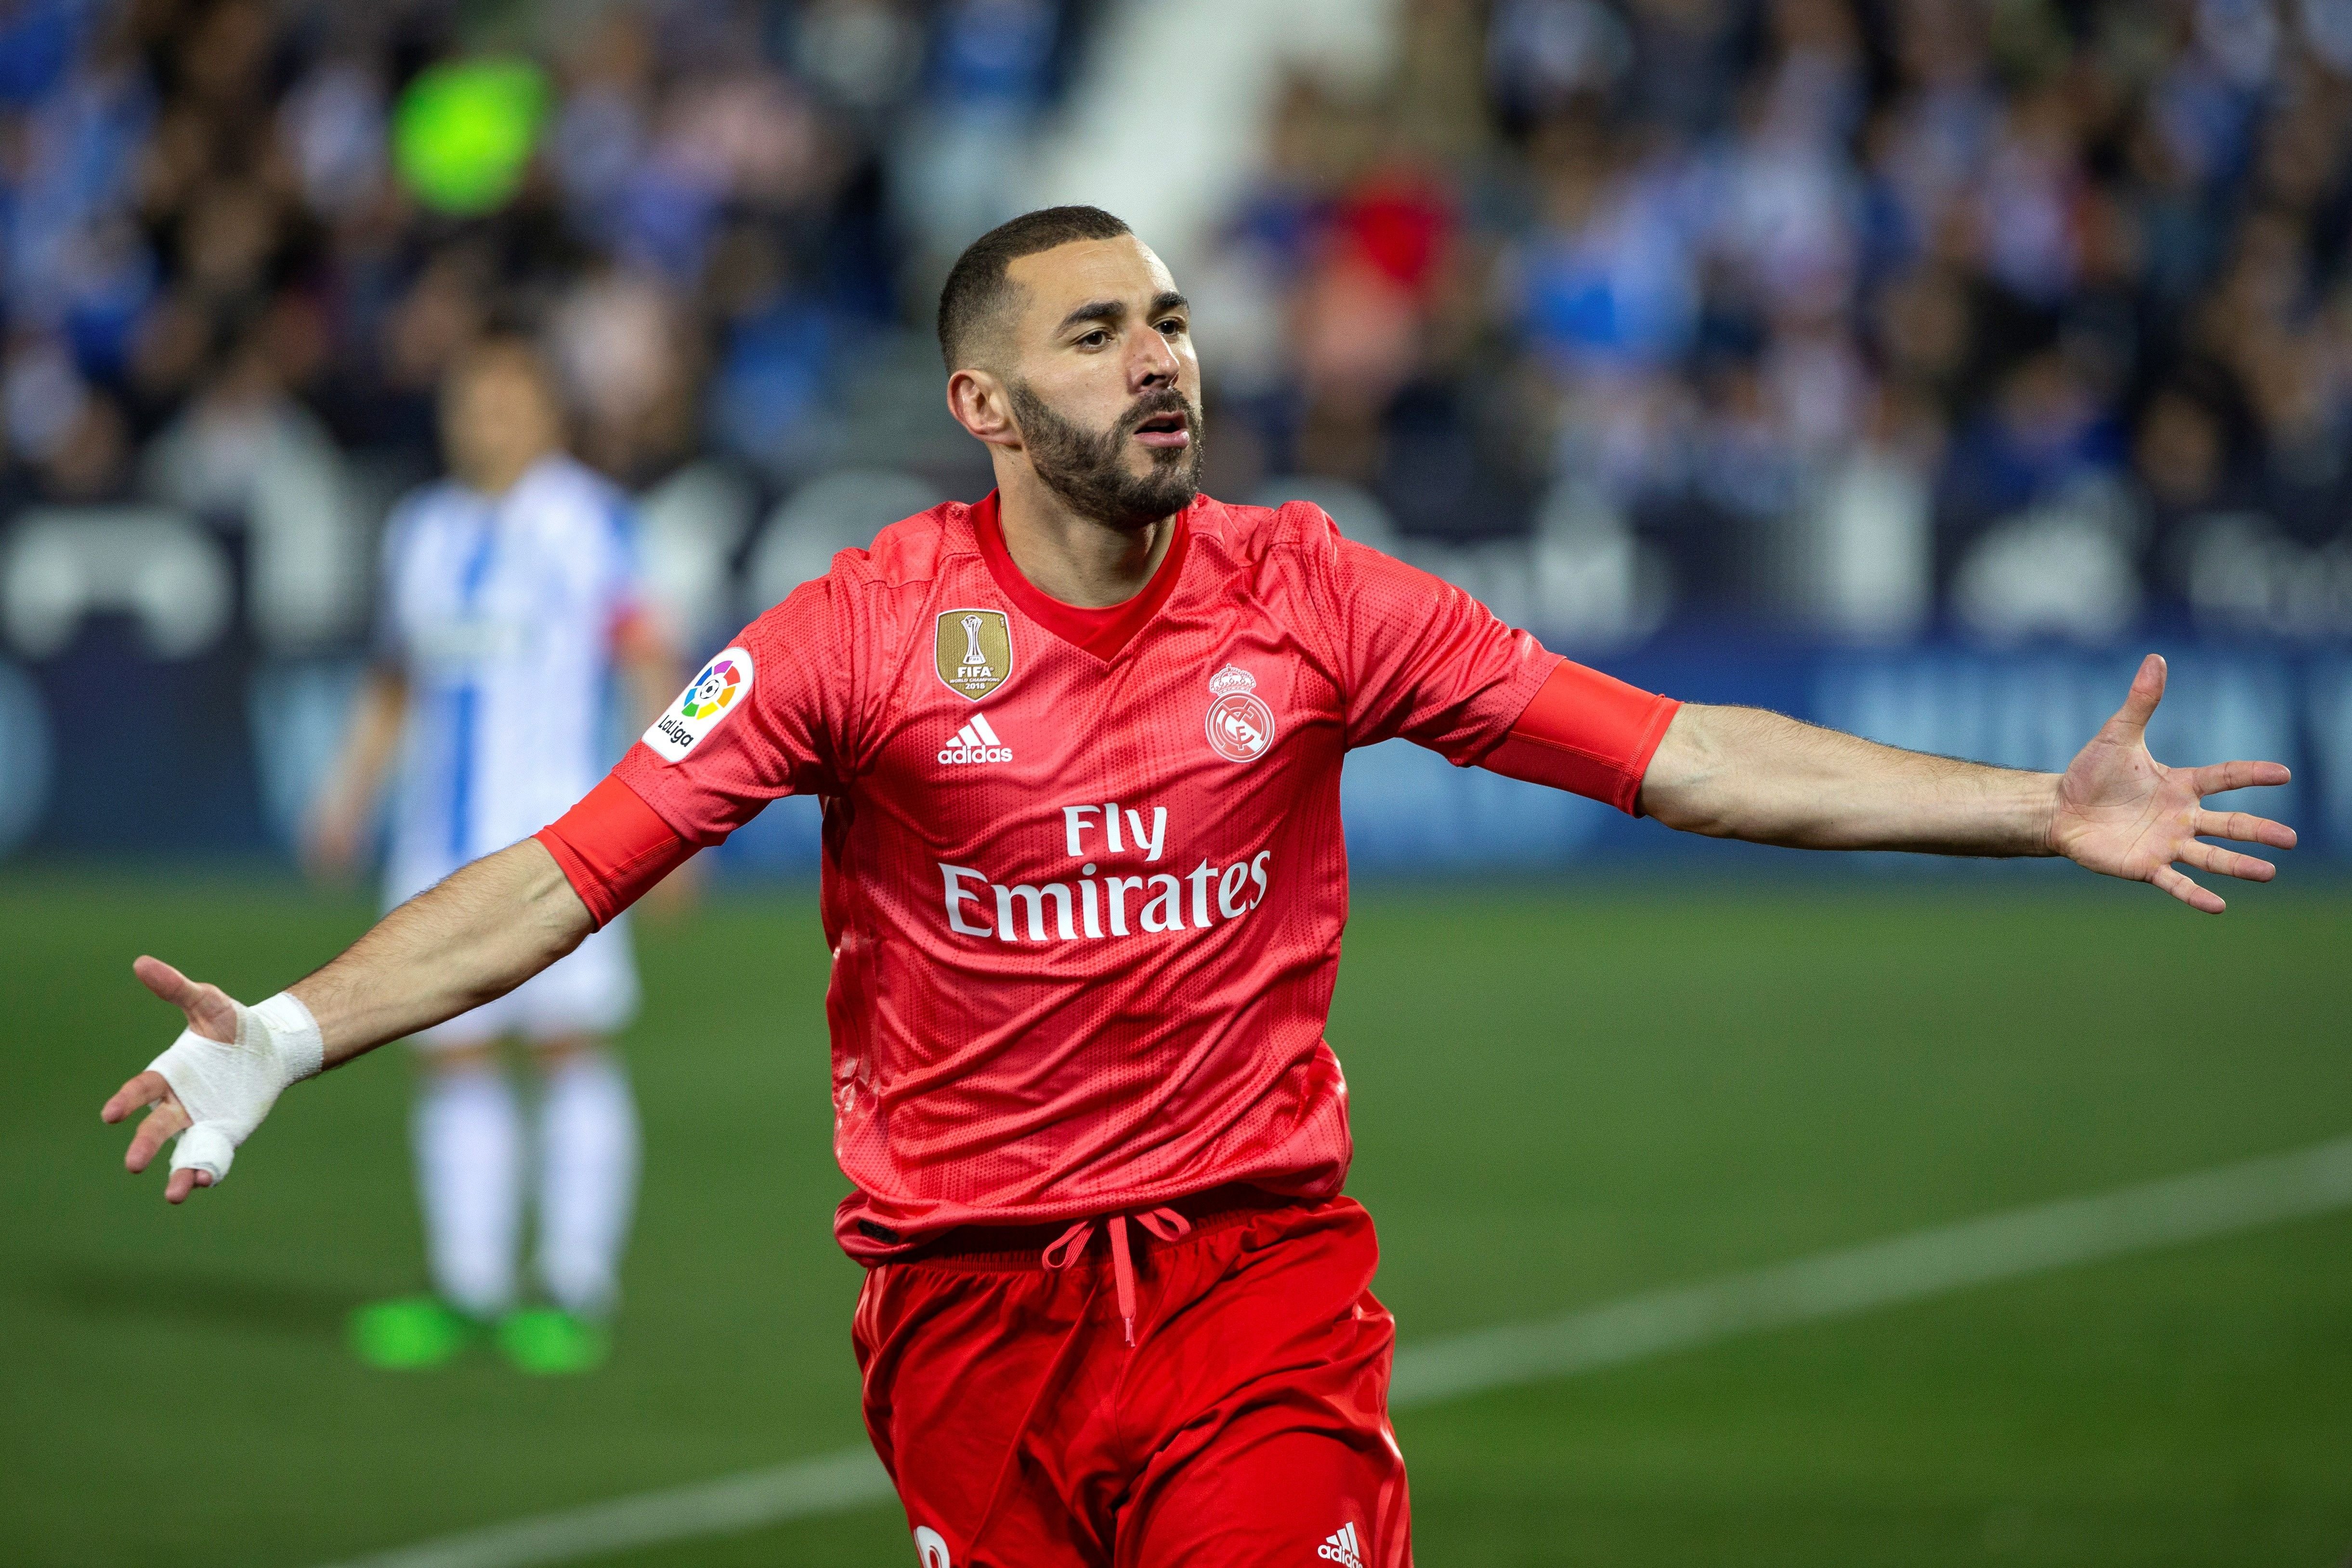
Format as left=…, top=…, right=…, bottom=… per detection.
left=3, top=871, right=2348, bottom=1566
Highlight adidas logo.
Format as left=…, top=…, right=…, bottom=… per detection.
left=1315, top=1522, right=1364, bottom=1568
left=938, top=711, right=1012, bottom=765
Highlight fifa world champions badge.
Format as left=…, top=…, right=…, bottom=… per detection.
left=1204, top=665, right=1275, bottom=763
left=646, top=646, right=754, bottom=762
left=936, top=608, right=1013, bottom=701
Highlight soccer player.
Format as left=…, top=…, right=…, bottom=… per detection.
left=105, top=208, right=2294, bottom=1565
left=301, top=331, right=677, bottom=1374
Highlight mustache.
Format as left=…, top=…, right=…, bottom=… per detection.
left=1114, top=387, right=1196, bottom=437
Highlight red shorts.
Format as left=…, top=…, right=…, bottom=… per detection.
left=853, top=1193, right=1411, bottom=1568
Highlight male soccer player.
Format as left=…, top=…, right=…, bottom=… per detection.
left=301, top=331, right=677, bottom=1373
left=105, top=208, right=2294, bottom=1565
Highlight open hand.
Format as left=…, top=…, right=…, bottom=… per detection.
left=100, top=957, right=238, bottom=1202
left=2049, top=654, right=2296, bottom=913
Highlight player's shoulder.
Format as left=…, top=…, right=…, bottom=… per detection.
left=1190, top=493, right=1349, bottom=582
left=381, top=476, right=469, bottom=554
left=523, top=454, right=633, bottom=529
left=389, top=474, right=468, bottom=520
left=845, top=499, right=979, bottom=588
left=737, top=498, right=979, bottom=643
left=769, top=497, right=978, bottom=601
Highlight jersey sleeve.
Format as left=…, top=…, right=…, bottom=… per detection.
left=1311, top=523, right=1562, bottom=763
left=535, top=773, right=694, bottom=927
left=1480, top=658, right=1680, bottom=814
left=608, top=573, right=863, bottom=846
left=1290, top=507, right=1678, bottom=813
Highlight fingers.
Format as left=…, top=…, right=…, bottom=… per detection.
left=131, top=954, right=236, bottom=1042
left=101, top=1068, right=170, bottom=1124
left=2189, top=759, right=2293, bottom=797
left=124, top=1097, right=191, bottom=1173
left=2108, top=653, right=2167, bottom=734
left=106, top=1023, right=220, bottom=1198
left=132, top=954, right=196, bottom=1006
left=2151, top=864, right=2225, bottom=915
left=165, top=1168, right=213, bottom=1204
left=2194, top=806, right=2298, bottom=850
left=2180, top=839, right=2275, bottom=883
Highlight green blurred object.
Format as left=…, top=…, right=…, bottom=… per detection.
left=392, top=58, right=549, bottom=215
left=349, top=1294, right=484, bottom=1370
left=497, top=1307, right=611, bottom=1376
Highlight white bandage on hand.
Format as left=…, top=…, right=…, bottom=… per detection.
left=146, top=992, right=325, bottom=1185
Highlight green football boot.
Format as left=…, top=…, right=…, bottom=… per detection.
left=349, top=1295, right=485, bottom=1370
left=495, top=1307, right=611, bottom=1375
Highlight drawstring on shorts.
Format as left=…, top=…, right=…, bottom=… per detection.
left=1040, top=1207, right=1192, bottom=1346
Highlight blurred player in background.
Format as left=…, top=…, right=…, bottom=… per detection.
left=108, top=210, right=2294, bottom=1562
left=304, top=332, right=679, bottom=1374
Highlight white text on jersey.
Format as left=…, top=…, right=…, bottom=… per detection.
left=936, top=804, right=1269, bottom=941
left=938, top=712, right=1011, bottom=765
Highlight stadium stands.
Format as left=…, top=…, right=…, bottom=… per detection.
left=0, top=0, right=2349, bottom=862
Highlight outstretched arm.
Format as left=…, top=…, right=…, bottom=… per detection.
left=285, top=836, right=593, bottom=1053
left=1636, top=654, right=2295, bottom=913
left=103, top=838, right=594, bottom=1201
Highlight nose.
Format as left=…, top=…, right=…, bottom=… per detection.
left=1131, top=324, right=1178, bottom=392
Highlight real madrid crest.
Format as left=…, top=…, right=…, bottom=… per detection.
left=935, top=608, right=1013, bottom=701
left=1204, top=664, right=1275, bottom=763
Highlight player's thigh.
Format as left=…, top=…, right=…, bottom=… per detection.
left=1117, top=1202, right=1408, bottom=1568
left=857, top=1263, right=1117, bottom=1568
left=1117, top=1403, right=1410, bottom=1568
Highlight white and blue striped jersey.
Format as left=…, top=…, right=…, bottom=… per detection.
left=378, top=453, right=643, bottom=905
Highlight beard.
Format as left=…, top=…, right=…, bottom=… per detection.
left=1007, top=379, right=1204, bottom=531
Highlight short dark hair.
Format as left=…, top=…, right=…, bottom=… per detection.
left=937, top=206, right=1134, bottom=371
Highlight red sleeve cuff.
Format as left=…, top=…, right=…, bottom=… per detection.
left=535, top=773, right=695, bottom=927
left=1479, top=659, right=1680, bottom=815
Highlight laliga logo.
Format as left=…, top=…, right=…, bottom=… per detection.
left=646, top=646, right=754, bottom=763
left=912, top=1526, right=951, bottom=1568
left=679, top=657, right=742, bottom=718
left=1204, top=664, right=1274, bottom=763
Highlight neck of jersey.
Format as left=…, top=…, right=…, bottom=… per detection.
left=971, top=490, right=1192, bottom=663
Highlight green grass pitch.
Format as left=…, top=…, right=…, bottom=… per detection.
left=5, top=872, right=2350, bottom=1566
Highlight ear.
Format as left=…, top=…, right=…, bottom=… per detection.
left=946, top=368, right=1021, bottom=450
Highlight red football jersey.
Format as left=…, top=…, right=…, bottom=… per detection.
left=610, top=493, right=1648, bottom=1261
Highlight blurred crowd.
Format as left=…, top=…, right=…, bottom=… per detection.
left=4, top=0, right=2352, bottom=653
left=1189, top=0, right=2352, bottom=641
left=0, top=0, right=1099, bottom=657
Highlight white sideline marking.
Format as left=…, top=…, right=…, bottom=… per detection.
left=1387, top=1133, right=2352, bottom=1408
left=319, top=1450, right=895, bottom=1568
left=316, top=1135, right=2352, bottom=1568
